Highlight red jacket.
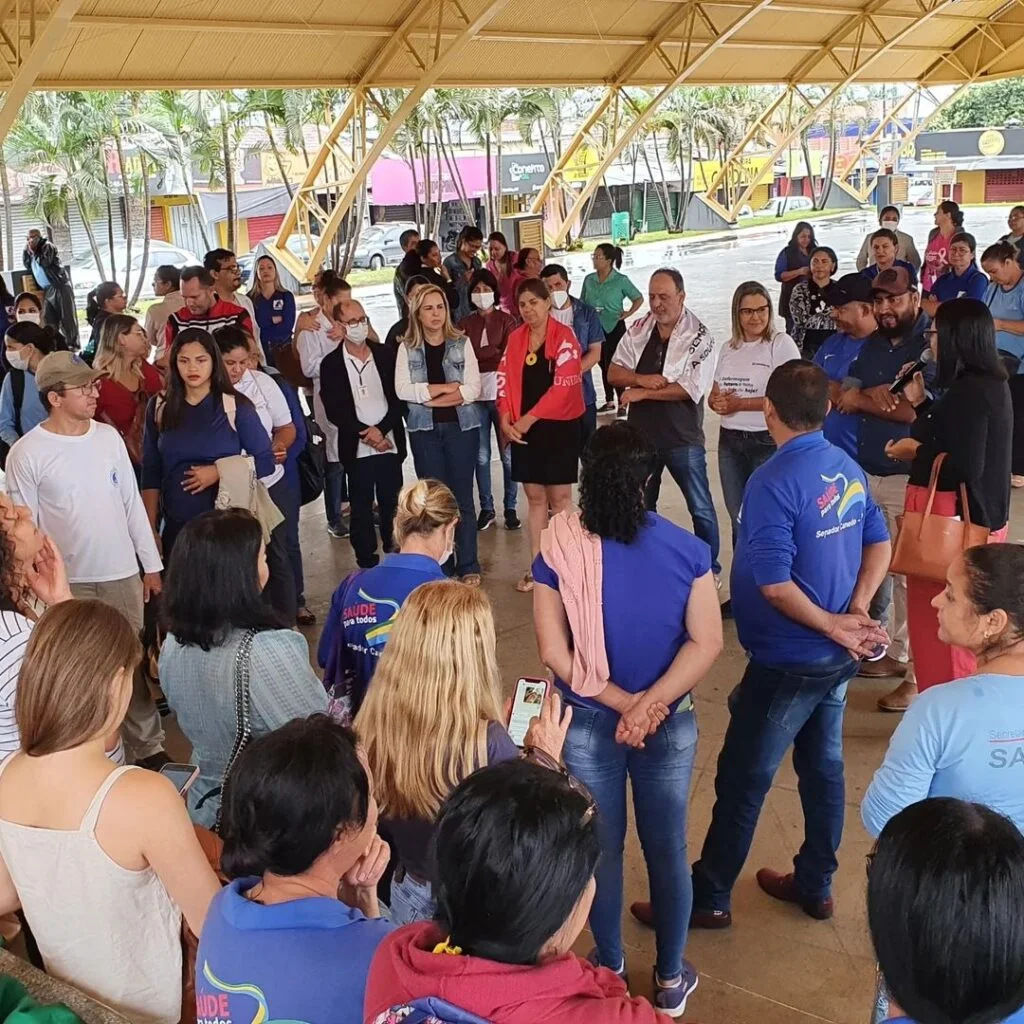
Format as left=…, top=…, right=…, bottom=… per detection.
left=497, top=317, right=585, bottom=424
left=364, top=922, right=670, bottom=1024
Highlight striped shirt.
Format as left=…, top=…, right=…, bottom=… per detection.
left=164, top=299, right=254, bottom=353
left=0, top=610, right=33, bottom=759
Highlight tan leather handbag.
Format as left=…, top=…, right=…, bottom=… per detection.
left=890, top=452, right=990, bottom=583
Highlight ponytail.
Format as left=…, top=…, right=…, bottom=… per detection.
left=595, top=243, right=623, bottom=269
left=85, top=281, right=122, bottom=325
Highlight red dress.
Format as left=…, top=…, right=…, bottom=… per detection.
left=95, top=362, right=163, bottom=457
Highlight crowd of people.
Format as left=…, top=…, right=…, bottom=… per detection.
left=0, top=204, right=1015, bottom=1024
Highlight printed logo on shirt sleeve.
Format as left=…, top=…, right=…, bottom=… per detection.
left=815, top=472, right=866, bottom=538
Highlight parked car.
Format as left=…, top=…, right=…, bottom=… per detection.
left=908, top=177, right=934, bottom=207
left=352, top=221, right=418, bottom=270
left=756, top=195, right=814, bottom=218
left=71, top=242, right=199, bottom=302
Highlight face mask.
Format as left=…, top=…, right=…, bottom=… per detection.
left=439, top=527, right=455, bottom=565
left=15, top=310, right=40, bottom=325
left=550, top=289, right=570, bottom=309
left=881, top=220, right=899, bottom=231
left=6, top=349, right=28, bottom=371
left=346, top=322, right=369, bottom=344
left=471, top=292, right=495, bottom=311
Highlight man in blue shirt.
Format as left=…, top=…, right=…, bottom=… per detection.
left=541, top=263, right=604, bottom=439
left=813, top=273, right=879, bottom=457
left=833, top=266, right=931, bottom=703
left=690, top=360, right=890, bottom=928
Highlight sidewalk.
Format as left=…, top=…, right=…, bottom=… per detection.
left=350, top=207, right=867, bottom=301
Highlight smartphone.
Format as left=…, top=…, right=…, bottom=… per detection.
left=507, top=676, right=550, bottom=748
left=159, top=762, right=200, bottom=796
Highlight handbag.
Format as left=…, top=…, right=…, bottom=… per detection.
left=890, top=452, right=990, bottom=583
left=297, top=414, right=326, bottom=506
left=210, top=627, right=258, bottom=833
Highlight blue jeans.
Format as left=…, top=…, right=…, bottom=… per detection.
left=389, top=873, right=436, bottom=926
left=691, top=655, right=856, bottom=912
left=645, top=444, right=722, bottom=575
left=324, top=460, right=348, bottom=529
left=475, top=400, right=516, bottom=513
left=563, top=702, right=698, bottom=980
left=409, top=422, right=480, bottom=576
left=718, top=428, right=775, bottom=546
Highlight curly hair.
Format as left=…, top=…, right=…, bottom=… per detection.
left=578, top=422, right=654, bottom=544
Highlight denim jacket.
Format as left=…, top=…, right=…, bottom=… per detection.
left=401, top=338, right=481, bottom=432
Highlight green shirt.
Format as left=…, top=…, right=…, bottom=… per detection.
left=581, top=269, right=643, bottom=333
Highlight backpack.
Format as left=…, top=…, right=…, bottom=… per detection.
left=369, top=999, right=491, bottom=1024
left=0, top=370, right=26, bottom=471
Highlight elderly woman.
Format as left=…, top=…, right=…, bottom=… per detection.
left=498, top=278, right=585, bottom=592
left=394, top=284, right=482, bottom=583
left=532, top=421, right=722, bottom=1017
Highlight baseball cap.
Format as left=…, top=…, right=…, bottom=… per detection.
left=35, top=352, right=104, bottom=395
left=872, top=266, right=918, bottom=296
left=823, top=273, right=874, bottom=307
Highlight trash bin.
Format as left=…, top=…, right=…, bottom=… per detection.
left=610, top=211, right=630, bottom=245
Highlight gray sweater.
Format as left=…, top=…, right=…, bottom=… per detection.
left=159, top=627, right=328, bottom=827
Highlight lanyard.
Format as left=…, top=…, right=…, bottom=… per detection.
left=347, top=356, right=372, bottom=389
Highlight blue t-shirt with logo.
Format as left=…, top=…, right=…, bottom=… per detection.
left=929, top=262, right=988, bottom=303
left=532, top=512, right=712, bottom=714
left=195, top=878, right=392, bottom=1024
left=985, top=277, right=1024, bottom=365
left=731, top=431, right=889, bottom=666
left=318, top=553, right=446, bottom=705
left=813, top=331, right=869, bottom=457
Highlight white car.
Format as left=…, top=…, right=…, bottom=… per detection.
left=71, top=242, right=200, bottom=301
left=756, top=195, right=814, bottom=217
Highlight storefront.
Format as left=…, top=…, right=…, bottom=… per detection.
left=911, top=128, right=1024, bottom=204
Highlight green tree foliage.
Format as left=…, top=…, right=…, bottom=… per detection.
left=931, top=80, right=1024, bottom=129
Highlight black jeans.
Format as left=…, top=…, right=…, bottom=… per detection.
left=1004, top=352, right=1024, bottom=476
left=266, top=478, right=298, bottom=623
left=346, top=453, right=403, bottom=568
left=600, top=321, right=627, bottom=406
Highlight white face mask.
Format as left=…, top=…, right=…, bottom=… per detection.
left=881, top=220, right=899, bottom=231
left=439, top=526, right=455, bottom=566
left=550, top=289, right=570, bottom=309
left=15, top=310, right=40, bottom=325
left=471, top=292, right=495, bottom=311
left=346, top=322, right=369, bottom=344
left=6, top=349, right=29, bottom=371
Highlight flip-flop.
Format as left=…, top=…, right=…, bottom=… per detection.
left=515, top=572, right=534, bottom=593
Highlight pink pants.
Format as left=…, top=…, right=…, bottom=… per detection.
left=903, top=484, right=1008, bottom=691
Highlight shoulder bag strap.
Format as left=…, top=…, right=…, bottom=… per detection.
left=922, top=451, right=947, bottom=519
left=222, top=393, right=237, bottom=432
left=212, top=627, right=258, bottom=832
left=11, top=370, right=24, bottom=437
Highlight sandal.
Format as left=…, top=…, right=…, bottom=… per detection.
left=516, top=572, right=534, bottom=593
left=461, top=573, right=482, bottom=588
left=296, top=606, right=316, bottom=627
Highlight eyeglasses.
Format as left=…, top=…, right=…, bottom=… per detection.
left=524, top=746, right=597, bottom=824
left=949, top=246, right=973, bottom=257
left=739, top=305, right=770, bottom=317
left=341, top=317, right=369, bottom=327
left=63, top=381, right=101, bottom=397
left=924, top=329, right=938, bottom=342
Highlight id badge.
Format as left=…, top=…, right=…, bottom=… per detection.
left=358, top=385, right=369, bottom=400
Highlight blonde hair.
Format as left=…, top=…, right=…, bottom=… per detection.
left=248, top=255, right=284, bottom=299
left=400, top=284, right=466, bottom=349
left=355, top=581, right=503, bottom=819
left=729, top=281, right=775, bottom=348
left=93, top=313, right=144, bottom=380
left=394, top=479, right=459, bottom=548
left=16, top=600, right=142, bottom=756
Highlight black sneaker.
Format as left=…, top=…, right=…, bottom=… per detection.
left=327, top=520, right=349, bottom=539
left=504, top=510, right=522, bottom=530
left=616, top=405, right=628, bottom=419
left=477, top=509, right=496, bottom=531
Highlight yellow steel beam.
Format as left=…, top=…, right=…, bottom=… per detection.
left=0, top=0, right=82, bottom=142
left=717, top=0, right=968, bottom=221
left=270, top=0, right=510, bottom=282
left=533, top=0, right=777, bottom=247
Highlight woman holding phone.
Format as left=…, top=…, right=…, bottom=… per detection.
left=355, top=580, right=565, bottom=926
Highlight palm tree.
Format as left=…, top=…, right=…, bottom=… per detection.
left=465, top=89, right=518, bottom=231
left=239, top=89, right=295, bottom=198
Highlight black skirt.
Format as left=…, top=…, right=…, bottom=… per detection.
left=510, top=351, right=582, bottom=485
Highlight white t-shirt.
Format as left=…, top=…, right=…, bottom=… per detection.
left=713, top=332, right=801, bottom=432
left=5, top=421, right=163, bottom=583
left=297, top=312, right=341, bottom=462
left=343, top=350, right=394, bottom=459
left=230, top=291, right=267, bottom=364
left=234, top=369, right=292, bottom=487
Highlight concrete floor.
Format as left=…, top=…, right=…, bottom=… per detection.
left=277, top=404, right=1024, bottom=1024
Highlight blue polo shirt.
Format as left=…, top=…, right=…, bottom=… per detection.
left=985, top=277, right=1024, bottom=365
left=318, top=552, right=447, bottom=709
left=848, top=313, right=931, bottom=477
left=929, top=262, right=988, bottom=303
left=813, top=331, right=870, bottom=457
left=532, top=512, right=712, bottom=714
left=731, top=431, right=889, bottom=666
left=862, top=259, right=916, bottom=283
left=195, top=878, right=392, bottom=1024
left=570, top=297, right=605, bottom=408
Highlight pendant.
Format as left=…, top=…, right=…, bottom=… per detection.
left=525, top=351, right=538, bottom=366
